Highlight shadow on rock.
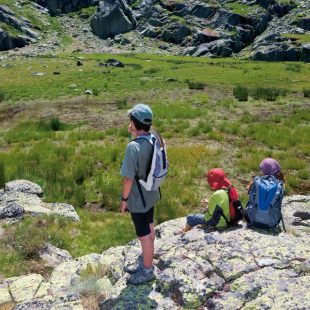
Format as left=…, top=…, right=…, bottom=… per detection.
left=99, top=283, right=158, bottom=310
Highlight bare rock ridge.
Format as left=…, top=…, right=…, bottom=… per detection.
left=0, top=194, right=309, bottom=309
left=0, top=0, right=309, bottom=61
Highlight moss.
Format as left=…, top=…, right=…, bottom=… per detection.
left=224, top=3, right=261, bottom=17
left=0, top=21, right=23, bottom=37
left=283, top=33, right=310, bottom=44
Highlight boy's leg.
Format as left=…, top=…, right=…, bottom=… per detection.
left=150, top=222, right=155, bottom=243
left=126, top=208, right=155, bottom=272
left=127, top=209, right=156, bottom=284
left=139, top=232, right=154, bottom=269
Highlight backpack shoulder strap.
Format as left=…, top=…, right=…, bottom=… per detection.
left=134, top=133, right=156, bottom=145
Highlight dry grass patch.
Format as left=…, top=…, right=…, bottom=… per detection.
left=0, top=303, right=16, bottom=310
left=81, top=294, right=101, bottom=310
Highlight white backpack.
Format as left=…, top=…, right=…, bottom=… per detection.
left=136, top=133, right=168, bottom=191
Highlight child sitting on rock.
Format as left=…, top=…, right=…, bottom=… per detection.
left=244, top=158, right=285, bottom=229
left=175, top=168, right=241, bottom=235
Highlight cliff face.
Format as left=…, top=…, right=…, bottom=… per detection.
left=1, top=195, right=309, bottom=309
left=1, top=0, right=309, bottom=61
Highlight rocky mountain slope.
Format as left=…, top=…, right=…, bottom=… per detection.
left=0, top=194, right=309, bottom=309
left=0, top=0, right=309, bottom=61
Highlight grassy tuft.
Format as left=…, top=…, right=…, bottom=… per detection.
left=0, top=90, right=5, bottom=102
left=187, top=81, right=205, bottom=90
left=0, top=161, right=5, bottom=188
left=117, top=98, right=128, bottom=109
left=233, top=85, right=248, bottom=101
left=303, top=88, right=310, bottom=98
left=250, top=87, right=287, bottom=101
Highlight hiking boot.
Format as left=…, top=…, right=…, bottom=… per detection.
left=124, top=256, right=143, bottom=274
left=124, top=261, right=144, bottom=274
left=127, top=268, right=155, bottom=285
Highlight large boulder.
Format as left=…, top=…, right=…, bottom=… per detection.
left=258, top=0, right=296, bottom=17
left=251, top=42, right=300, bottom=61
left=301, top=43, right=310, bottom=63
left=191, top=4, right=217, bottom=19
left=0, top=180, right=80, bottom=222
left=297, top=17, right=310, bottom=31
left=39, top=243, right=73, bottom=268
left=193, top=39, right=234, bottom=57
left=5, top=180, right=43, bottom=196
left=161, top=22, right=191, bottom=44
left=0, top=203, right=24, bottom=219
left=36, top=0, right=96, bottom=16
left=192, top=28, right=221, bottom=45
left=91, top=0, right=137, bottom=39
left=0, top=29, right=31, bottom=51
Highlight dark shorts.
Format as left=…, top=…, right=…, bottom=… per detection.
left=131, top=207, right=154, bottom=237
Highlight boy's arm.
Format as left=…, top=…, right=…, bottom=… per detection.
left=120, top=177, right=133, bottom=213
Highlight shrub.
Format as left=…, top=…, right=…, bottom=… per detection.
left=117, top=99, right=128, bottom=109
left=251, top=87, right=287, bottom=101
left=303, top=88, right=310, bottom=98
left=200, top=122, right=212, bottom=134
left=187, top=81, right=205, bottom=90
left=188, top=126, right=200, bottom=137
left=233, top=85, right=248, bottom=101
left=92, top=88, right=99, bottom=96
left=143, top=67, right=160, bottom=74
left=50, top=118, right=61, bottom=131
left=285, top=63, right=301, bottom=72
left=74, top=264, right=108, bottom=297
left=13, top=218, right=49, bottom=259
left=208, top=131, right=224, bottom=141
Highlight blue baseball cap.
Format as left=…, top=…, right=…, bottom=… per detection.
left=128, top=103, right=153, bottom=125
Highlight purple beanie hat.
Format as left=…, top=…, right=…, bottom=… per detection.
left=259, top=158, right=281, bottom=175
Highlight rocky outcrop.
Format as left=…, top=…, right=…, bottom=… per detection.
left=301, top=43, right=310, bottom=62
left=0, top=29, right=29, bottom=51
left=0, top=195, right=309, bottom=309
left=251, top=42, right=300, bottom=61
left=127, top=0, right=308, bottom=61
left=39, top=243, right=73, bottom=268
left=91, top=0, right=137, bottom=39
left=161, top=22, right=191, bottom=44
left=4, top=180, right=43, bottom=196
left=0, top=5, right=38, bottom=51
left=36, top=0, right=97, bottom=16
left=1, top=0, right=309, bottom=61
left=249, top=0, right=310, bottom=62
left=0, top=180, right=80, bottom=222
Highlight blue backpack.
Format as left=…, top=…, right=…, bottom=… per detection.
left=245, top=175, right=285, bottom=230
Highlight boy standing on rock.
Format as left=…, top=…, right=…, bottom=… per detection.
left=120, top=103, right=160, bottom=285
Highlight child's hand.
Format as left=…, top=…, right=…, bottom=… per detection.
left=246, top=181, right=253, bottom=192
left=199, top=207, right=208, bottom=213
left=201, top=197, right=209, bottom=205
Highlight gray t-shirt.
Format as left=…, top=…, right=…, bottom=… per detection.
left=120, top=136, right=160, bottom=213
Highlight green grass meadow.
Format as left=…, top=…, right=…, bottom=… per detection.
left=0, top=53, right=309, bottom=277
